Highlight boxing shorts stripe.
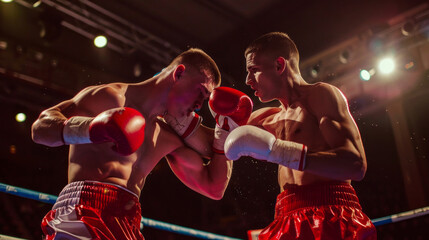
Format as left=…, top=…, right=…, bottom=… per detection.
left=41, top=181, right=144, bottom=240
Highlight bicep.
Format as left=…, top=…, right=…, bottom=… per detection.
left=166, top=145, right=208, bottom=193
left=313, top=86, right=360, bottom=151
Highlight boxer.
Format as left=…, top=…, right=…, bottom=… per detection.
left=32, top=48, right=252, bottom=239
left=225, top=32, right=377, bottom=239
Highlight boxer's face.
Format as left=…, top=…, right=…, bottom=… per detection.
left=168, top=68, right=214, bottom=117
left=245, top=52, right=280, bottom=102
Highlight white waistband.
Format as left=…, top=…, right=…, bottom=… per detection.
left=52, top=180, right=138, bottom=210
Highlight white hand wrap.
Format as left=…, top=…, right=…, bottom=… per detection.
left=212, top=116, right=239, bottom=154
left=164, top=112, right=202, bottom=139
left=62, top=116, right=93, bottom=145
left=269, top=139, right=307, bottom=171
left=225, top=125, right=307, bottom=171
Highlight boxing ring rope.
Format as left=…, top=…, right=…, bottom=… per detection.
left=0, top=183, right=242, bottom=240
left=371, top=206, right=429, bottom=226
left=2, top=183, right=429, bottom=238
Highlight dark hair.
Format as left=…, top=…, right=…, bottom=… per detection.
left=170, top=48, right=221, bottom=87
left=245, top=32, right=300, bottom=72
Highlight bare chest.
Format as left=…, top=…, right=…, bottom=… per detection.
left=69, top=119, right=179, bottom=181
left=136, top=119, right=180, bottom=175
left=262, top=106, right=319, bottom=143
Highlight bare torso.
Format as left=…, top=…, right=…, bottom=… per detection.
left=249, top=84, right=348, bottom=191
left=65, top=83, right=183, bottom=197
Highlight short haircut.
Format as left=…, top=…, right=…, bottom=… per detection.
left=170, top=48, right=221, bottom=87
left=245, top=32, right=300, bottom=72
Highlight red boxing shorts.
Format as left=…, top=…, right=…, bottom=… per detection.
left=41, top=181, right=144, bottom=240
left=258, top=181, right=377, bottom=240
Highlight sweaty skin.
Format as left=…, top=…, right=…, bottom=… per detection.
left=246, top=51, right=367, bottom=191
left=32, top=71, right=232, bottom=200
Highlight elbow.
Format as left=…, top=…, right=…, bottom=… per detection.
left=31, top=122, right=43, bottom=144
left=31, top=121, right=63, bottom=147
left=204, top=185, right=226, bottom=200
left=204, top=184, right=227, bottom=200
left=207, top=191, right=225, bottom=201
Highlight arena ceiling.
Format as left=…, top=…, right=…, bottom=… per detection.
left=0, top=0, right=427, bottom=109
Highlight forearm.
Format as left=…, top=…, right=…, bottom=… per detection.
left=167, top=149, right=232, bottom=200
left=305, top=147, right=366, bottom=181
left=31, top=109, right=67, bottom=147
left=181, top=125, right=214, bottom=158
left=225, top=125, right=367, bottom=181
left=204, top=154, right=233, bottom=199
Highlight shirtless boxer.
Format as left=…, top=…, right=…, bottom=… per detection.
left=225, top=32, right=377, bottom=239
left=31, top=48, right=252, bottom=239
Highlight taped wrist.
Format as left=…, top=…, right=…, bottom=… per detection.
left=164, top=112, right=202, bottom=139
left=268, top=139, right=307, bottom=171
left=63, top=116, right=93, bottom=145
left=212, top=125, right=229, bottom=154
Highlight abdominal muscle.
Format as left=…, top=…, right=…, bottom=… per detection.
left=66, top=119, right=180, bottom=196
left=67, top=144, right=148, bottom=196
left=258, top=107, right=342, bottom=191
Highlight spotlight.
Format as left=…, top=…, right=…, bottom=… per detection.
left=310, top=64, right=320, bottom=78
left=378, top=57, right=395, bottom=74
left=0, top=40, right=7, bottom=50
left=404, top=61, right=415, bottom=70
left=15, top=113, right=26, bottom=122
left=359, top=68, right=375, bottom=81
left=94, top=35, right=107, bottom=48
left=339, top=50, right=350, bottom=64
left=360, top=70, right=371, bottom=81
left=33, top=0, right=42, bottom=7
left=9, top=145, right=16, bottom=155
left=133, top=63, right=142, bottom=77
left=401, top=20, right=416, bottom=36
left=1, top=0, right=13, bottom=3
left=34, top=51, right=44, bottom=61
left=401, top=56, right=417, bottom=71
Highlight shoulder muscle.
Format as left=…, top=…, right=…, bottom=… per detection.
left=72, top=84, right=126, bottom=116
left=307, top=83, right=349, bottom=122
left=248, top=107, right=282, bottom=126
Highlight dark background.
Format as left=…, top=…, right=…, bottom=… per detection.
left=1, top=0, right=429, bottom=239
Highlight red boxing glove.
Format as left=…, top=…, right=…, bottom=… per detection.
left=63, top=107, right=146, bottom=156
left=209, top=87, right=253, bottom=129
left=208, top=87, right=253, bottom=153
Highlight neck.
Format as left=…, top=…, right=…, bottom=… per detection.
left=279, top=72, right=306, bottom=107
left=126, top=76, right=172, bottom=119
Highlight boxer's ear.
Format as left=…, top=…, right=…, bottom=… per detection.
left=173, top=64, right=185, bottom=82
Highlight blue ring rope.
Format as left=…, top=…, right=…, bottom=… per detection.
left=0, top=183, right=242, bottom=240
left=3, top=182, right=429, bottom=236
left=371, top=206, right=429, bottom=226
